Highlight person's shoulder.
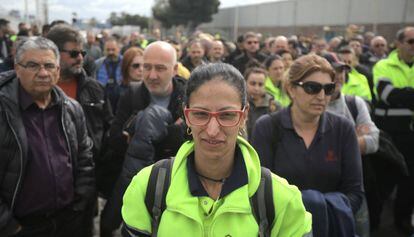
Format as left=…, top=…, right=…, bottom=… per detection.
left=0, top=70, right=16, bottom=87
left=270, top=173, right=306, bottom=213
left=173, top=76, right=187, bottom=91
left=94, top=56, right=105, bottom=66
left=325, top=111, right=354, bottom=131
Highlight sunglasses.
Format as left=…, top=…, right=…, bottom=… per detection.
left=130, top=63, right=142, bottom=69
left=293, top=81, right=336, bottom=96
left=60, top=49, right=87, bottom=58
left=374, top=44, right=385, bottom=48
left=405, top=39, right=414, bottom=45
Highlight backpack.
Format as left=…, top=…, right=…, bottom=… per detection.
left=145, top=158, right=275, bottom=237
left=344, top=95, right=408, bottom=176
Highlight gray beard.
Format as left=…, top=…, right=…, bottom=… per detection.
left=62, top=66, right=82, bottom=77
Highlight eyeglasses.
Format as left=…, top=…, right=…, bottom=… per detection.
left=60, top=49, right=87, bottom=58
left=17, top=61, right=58, bottom=72
left=405, top=39, right=414, bottom=45
left=130, top=63, right=142, bottom=69
left=184, top=107, right=245, bottom=127
left=374, top=44, right=386, bottom=48
left=292, top=81, right=336, bottom=96
left=246, top=41, right=259, bottom=45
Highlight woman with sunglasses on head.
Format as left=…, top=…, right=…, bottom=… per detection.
left=122, top=63, right=312, bottom=237
left=252, top=54, right=364, bottom=237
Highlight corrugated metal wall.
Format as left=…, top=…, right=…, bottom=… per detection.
left=201, top=0, right=414, bottom=40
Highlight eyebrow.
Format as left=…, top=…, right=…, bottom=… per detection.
left=189, top=106, right=241, bottom=111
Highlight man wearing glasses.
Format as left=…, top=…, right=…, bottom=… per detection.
left=373, top=26, right=414, bottom=235
left=360, top=36, right=388, bottom=70
left=0, top=37, right=95, bottom=236
left=231, top=31, right=267, bottom=74
left=47, top=24, right=113, bottom=236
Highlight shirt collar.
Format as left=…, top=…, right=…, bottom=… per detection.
left=187, top=146, right=248, bottom=198
left=19, top=84, right=59, bottom=110
left=280, top=106, right=331, bottom=135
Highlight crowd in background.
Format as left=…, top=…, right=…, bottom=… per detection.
left=0, top=16, right=413, bottom=237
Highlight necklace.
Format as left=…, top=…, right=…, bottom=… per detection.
left=196, top=171, right=227, bottom=183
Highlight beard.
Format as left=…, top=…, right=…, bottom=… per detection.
left=62, top=62, right=83, bottom=77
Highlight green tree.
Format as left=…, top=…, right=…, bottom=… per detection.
left=152, top=0, right=220, bottom=31
left=108, top=12, right=149, bottom=29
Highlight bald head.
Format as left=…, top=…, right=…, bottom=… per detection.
left=270, top=36, right=289, bottom=54
left=143, top=41, right=178, bottom=96
left=144, top=41, right=177, bottom=66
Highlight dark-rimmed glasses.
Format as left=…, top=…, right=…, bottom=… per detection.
left=293, top=81, right=336, bottom=96
left=17, top=61, right=58, bottom=73
left=184, top=108, right=245, bottom=127
left=60, top=49, right=87, bottom=58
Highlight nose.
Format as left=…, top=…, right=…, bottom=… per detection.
left=148, top=67, right=157, bottom=79
left=316, top=88, right=326, bottom=99
left=37, top=66, right=49, bottom=76
left=205, top=116, right=220, bottom=137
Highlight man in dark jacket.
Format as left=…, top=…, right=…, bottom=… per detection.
left=0, top=37, right=95, bottom=236
left=231, top=31, right=267, bottom=74
left=46, top=24, right=113, bottom=237
left=100, top=41, right=186, bottom=237
left=46, top=24, right=113, bottom=165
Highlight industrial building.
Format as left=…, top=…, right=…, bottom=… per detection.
left=200, top=0, right=414, bottom=41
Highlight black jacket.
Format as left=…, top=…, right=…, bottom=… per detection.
left=0, top=71, right=95, bottom=236
left=108, top=76, right=186, bottom=156
left=75, top=70, right=113, bottom=159
left=231, top=51, right=267, bottom=74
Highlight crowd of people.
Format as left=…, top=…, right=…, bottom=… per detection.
left=0, top=17, right=413, bottom=237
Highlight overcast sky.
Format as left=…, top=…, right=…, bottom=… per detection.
left=2, top=0, right=282, bottom=23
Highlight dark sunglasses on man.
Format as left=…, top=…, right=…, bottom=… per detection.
left=405, top=38, right=414, bottom=45
left=60, top=49, right=87, bottom=58
left=293, top=81, right=336, bottom=96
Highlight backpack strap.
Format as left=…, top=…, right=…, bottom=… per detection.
left=145, top=157, right=174, bottom=237
left=145, top=158, right=276, bottom=237
left=251, top=167, right=275, bottom=237
left=344, top=95, right=358, bottom=122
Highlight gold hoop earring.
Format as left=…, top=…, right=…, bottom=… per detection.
left=187, top=127, right=192, bottom=135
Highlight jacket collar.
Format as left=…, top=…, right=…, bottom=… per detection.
left=166, top=137, right=261, bottom=223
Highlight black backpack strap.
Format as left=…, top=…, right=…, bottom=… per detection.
left=251, top=167, right=275, bottom=237
left=144, top=157, right=174, bottom=237
left=344, top=95, right=358, bottom=122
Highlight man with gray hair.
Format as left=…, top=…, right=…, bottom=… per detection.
left=0, top=37, right=95, bottom=236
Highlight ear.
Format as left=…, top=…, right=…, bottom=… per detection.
left=173, top=63, right=178, bottom=75
left=240, top=104, right=250, bottom=126
left=182, top=105, right=190, bottom=127
left=286, top=83, right=295, bottom=100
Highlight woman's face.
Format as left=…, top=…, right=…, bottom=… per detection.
left=246, top=72, right=266, bottom=101
left=128, top=55, right=144, bottom=81
left=268, top=59, right=285, bottom=81
left=288, top=71, right=333, bottom=117
left=282, top=53, right=293, bottom=69
left=185, top=79, right=247, bottom=161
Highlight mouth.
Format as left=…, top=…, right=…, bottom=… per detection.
left=202, top=138, right=225, bottom=145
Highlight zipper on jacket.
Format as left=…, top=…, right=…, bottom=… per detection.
left=61, top=100, right=73, bottom=169
left=5, top=112, right=23, bottom=210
